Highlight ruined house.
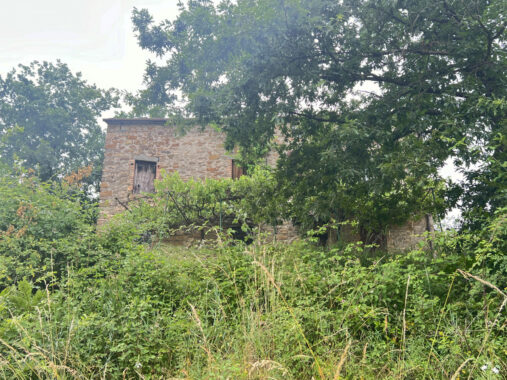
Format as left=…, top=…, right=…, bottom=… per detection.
left=99, top=118, right=433, bottom=249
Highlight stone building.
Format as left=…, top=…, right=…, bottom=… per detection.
left=100, top=118, right=239, bottom=220
left=99, top=118, right=432, bottom=249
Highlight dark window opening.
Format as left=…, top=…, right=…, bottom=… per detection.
left=232, top=160, right=246, bottom=179
left=134, top=160, right=156, bottom=194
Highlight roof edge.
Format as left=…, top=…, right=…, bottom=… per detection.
left=103, top=118, right=169, bottom=126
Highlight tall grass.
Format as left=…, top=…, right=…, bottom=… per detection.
left=0, top=240, right=505, bottom=379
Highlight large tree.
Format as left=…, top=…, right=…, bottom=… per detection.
left=0, top=61, right=118, bottom=187
left=131, top=0, right=506, bottom=232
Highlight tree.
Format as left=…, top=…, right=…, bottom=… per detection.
left=0, top=61, right=118, bottom=188
left=130, top=0, right=506, bottom=232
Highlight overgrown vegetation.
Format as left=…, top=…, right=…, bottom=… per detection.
left=0, top=0, right=505, bottom=378
left=0, top=166, right=104, bottom=289
left=0, top=169, right=505, bottom=379
left=130, top=0, right=506, bottom=232
left=111, top=168, right=284, bottom=241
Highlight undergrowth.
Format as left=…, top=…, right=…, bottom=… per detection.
left=0, top=172, right=505, bottom=378
left=0, top=235, right=505, bottom=379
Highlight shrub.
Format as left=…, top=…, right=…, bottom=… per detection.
left=1, top=227, right=505, bottom=378
left=0, top=170, right=106, bottom=289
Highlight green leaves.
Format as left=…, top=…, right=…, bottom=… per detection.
left=0, top=61, right=118, bottom=188
left=0, top=169, right=105, bottom=289
left=1, top=207, right=506, bottom=378
left=130, top=0, right=506, bottom=231
left=113, top=167, right=284, bottom=241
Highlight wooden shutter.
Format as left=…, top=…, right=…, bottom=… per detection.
left=232, top=160, right=245, bottom=179
left=133, top=161, right=156, bottom=193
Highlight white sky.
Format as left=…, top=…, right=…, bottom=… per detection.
left=0, top=0, right=180, bottom=95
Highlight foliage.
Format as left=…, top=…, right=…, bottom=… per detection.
left=0, top=2, right=505, bottom=378
left=0, top=159, right=505, bottom=378
left=277, top=126, right=448, bottom=240
left=0, top=211, right=505, bottom=378
left=113, top=167, right=286, bottom=240
left=0, top=168, right=109, bottom=289
left=451, top=97, right=507, bottom=230
left=113, top=164, right=444, bottom=245
left=130, top=0, right=506, bottom=230
left=0, top=60, right=118, bottom=188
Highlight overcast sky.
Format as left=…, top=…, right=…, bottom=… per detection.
left=0, top=0, right=179, bottom=94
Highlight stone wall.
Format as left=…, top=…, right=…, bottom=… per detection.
left=387, top=215, right=434, bottom=251
left=259, top=222, right=300, bottom=244
left=99, top=118, right=432, bottom=250
left=99, top=119, right=235, bottom=224
left=98, top=119, right=294, bottom=243
left=335, top=215, right=434, bottom=251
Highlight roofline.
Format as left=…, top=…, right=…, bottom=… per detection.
left=103, top=118, right=168, bottom=126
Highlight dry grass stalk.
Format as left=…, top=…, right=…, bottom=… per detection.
left=450, top=358, right=472, bottom=380
left=456, top=270, right=507, bottom=380
left=248, top=359, right=288, bottom=377
left=424, top=274, right=456, bottom=377
left=63, top=316, right=75, bottom=366
left=457, top=269, right=506, bottom=298
left=333, top=339, right=352, bottom=380
left=362, top=343, right=368, bottom=363
left=0, top=334, right=82, bottom=379
left=429, top=351, right=449, bottom=378
left=188, top=302, right=213, bottom=365
left=401, top=275, right=411, bottom=372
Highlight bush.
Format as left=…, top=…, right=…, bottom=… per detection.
left=1, top=165, right=505, bottom=378
left=1, top=224, right=505, bottom=378
left=0, top=169, right=106, bottom=289
left=110, top=168, right=285, bottom=241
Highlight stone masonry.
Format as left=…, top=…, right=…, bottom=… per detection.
left=99, top=118, right=433, bottom=250
left=387, top=215, right=434, bottom=251
left=100, top=118, right=235, bottom=223
left=337, top=215, right=434, bottom=251
left=99, top=118, right=295, bottom=243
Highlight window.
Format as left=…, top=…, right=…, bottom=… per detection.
left=232, top=159, right=246, bottom=179
left=133, top=160, right=156, bottom=194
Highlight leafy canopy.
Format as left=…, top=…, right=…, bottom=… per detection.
left=0, top=61, right=118, bottom=186
left=131, top=0, right=506, bottom=230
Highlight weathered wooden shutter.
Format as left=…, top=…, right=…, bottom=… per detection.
left=133, top=161, right=156, bottom=193
left=231, top=160, right=245, bottom=179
